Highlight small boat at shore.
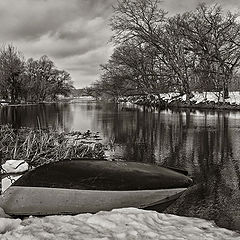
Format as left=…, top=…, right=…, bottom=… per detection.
left=0, top=159, right=192, bottom=216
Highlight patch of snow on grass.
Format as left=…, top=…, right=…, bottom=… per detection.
left=191, top=91, right=240, bottom=104
left=226, top=92, right=240, bottom=104
left=0, top=208, right=239, bottom=240
left=121, top=91, right=240, bottom=107
left=2, top=160, right=28, bottom=174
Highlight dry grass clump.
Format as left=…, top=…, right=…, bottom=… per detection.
left=0, top=125, right=105, bottom=167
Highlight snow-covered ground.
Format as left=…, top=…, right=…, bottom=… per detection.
left=120, top=91, right=240, bottom=107
left=160, top=91, right=240, bottom=104
left=0, top=208, right=239, bottom=239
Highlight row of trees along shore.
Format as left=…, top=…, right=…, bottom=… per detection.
left=87, top=0, right=240, bottom=104
left=0, top=44, right=74, bottom=103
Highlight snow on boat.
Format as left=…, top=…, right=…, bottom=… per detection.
left=0, top=160, right=192, bottom=216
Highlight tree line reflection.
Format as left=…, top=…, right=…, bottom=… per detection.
left=0, top=103, right=73, bottom=131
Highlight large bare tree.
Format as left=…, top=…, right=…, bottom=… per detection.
left=178, top=4, right=240, bottom=100
left=110, top=0, right=196, bottom=102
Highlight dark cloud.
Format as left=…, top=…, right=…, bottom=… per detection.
left=0, top=1, right=78, bottom=40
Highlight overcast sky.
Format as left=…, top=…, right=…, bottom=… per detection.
left=1, top=0, right=239, bottom=88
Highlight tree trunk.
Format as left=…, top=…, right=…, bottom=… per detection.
left=223, top=74, right=230, bottom=100
left=223, top=83, right=229, bottom=99
left=10, top=88, right=15, bottom=103
left=186, top=90, right=191, bottom=104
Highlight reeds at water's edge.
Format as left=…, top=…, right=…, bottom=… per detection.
left=0, top=125, right=105, bottom=168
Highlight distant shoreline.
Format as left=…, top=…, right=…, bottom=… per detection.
left=0, top=96, right=96, bottom=107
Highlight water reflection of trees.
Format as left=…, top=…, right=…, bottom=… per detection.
left=0, top=103, right=73, bottom=131
left=95, top=105, right=238, bottom=180
left=163, top=110, right=240, bottom=231
left=95, top=104, right=161, bottom=163
left=96, top=105, right=240, bottom=230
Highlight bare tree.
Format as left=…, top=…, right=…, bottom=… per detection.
left=111, top=0, right=166, bottom=46
left=24, top=56, right=73, bottom=102
left=111, top=41, right=167, bottom=93
left=111, top=0, right=196, bottom=102
left=178, top=4, right=240, bottom=100
left=0, top=44, right=25, bottom=103
left=92, top=0, right=240, bottom=103
left=99, top=60, right=136, bottom=100
left=161, top=16, right=199, bottom=102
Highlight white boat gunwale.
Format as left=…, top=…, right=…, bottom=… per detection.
left=0, top=186, right=187, bottom=216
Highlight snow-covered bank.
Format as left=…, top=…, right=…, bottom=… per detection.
left=162, top=91, right=240, bottom=105
left=0, top=208, right=239, bottom=239
left=120, top=91, right=240, bottom=110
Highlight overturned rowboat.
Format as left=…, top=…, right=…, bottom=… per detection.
left=0, top=159, right=192, bottom=216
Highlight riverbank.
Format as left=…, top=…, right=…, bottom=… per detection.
left=0, top=99, right=73, bottom=107
left=119, top=91, right=240, bottom=111
left=0, top=96, right=96, bottom=107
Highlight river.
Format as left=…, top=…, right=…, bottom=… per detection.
left=1, top=98, right=240, bottom=231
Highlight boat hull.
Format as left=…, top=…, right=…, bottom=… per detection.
left=0, top=186, right=186, bottom=216
left=12, top=160, right=192, bottom=191
left=0, top=160, right=192, bottom=216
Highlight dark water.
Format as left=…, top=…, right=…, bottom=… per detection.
left=1, top=99, right=240, bottom=231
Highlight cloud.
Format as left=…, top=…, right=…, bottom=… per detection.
left=0, top=0, right=114, bottom=41
left=0, top=0, right=78, bottom=41
left=58, top=45, right=114, bottom=88
left=0, top=0, right=115, bottom=88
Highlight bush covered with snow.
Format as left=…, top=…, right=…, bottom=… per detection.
left=119, top=92, right=240, bottom=110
